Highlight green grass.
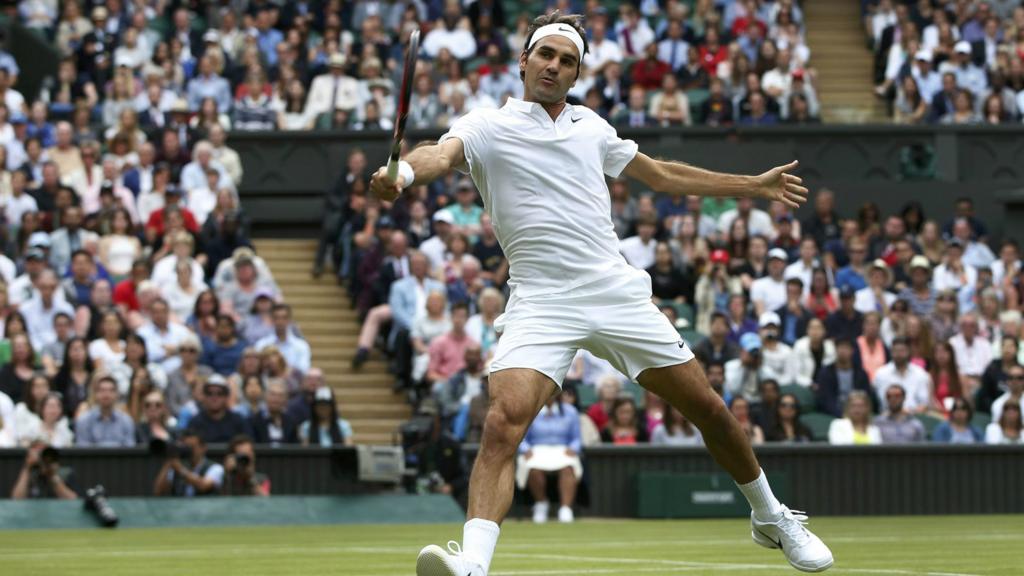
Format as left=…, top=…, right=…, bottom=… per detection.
left=1, top=516, right=1020, bottom=575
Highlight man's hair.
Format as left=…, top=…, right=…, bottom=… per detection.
left=451, top=302, right=470, bottom=315
left=71, top=249, right=92, bottom=263
left=181, top=429, right=204, bottom=444
left=520, top=11, right=589, bottom=81
left=272, top=303, right=291, bottom=316
left=890, top=336, right=910, bottom=348
left=229, top=434, right=254, bottom=452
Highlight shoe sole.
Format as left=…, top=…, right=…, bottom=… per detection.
left=751, top=530, right=834, bottom=573
left=416, top=545, right=459, bottom=576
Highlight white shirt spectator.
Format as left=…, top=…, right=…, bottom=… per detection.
left=180, top=160, right=232, bottom=194
left=657, top=38, right=689, bottom=71
left=162, top=281, right=206, bottom=321
left=22, top=296, right=75, bottom=350
left=938, top=62, right=987, bottom=97
left=761, top=342, right=795, bottom=386
left=255, top=331, right=312, bottom=374
left=305, top=72, right=360, bottom=118
left=0, top=253, right=16, bottom=283
left=761, top=68, right=793, bottom=97
left=615, top=19, right=655, bottom=58
left=751, top=276, right=787, bottom=313
left=152, top=255, right=206, bottom=290
left=717, top=208, right=774, bottom=237
left=136, top=190, right=167, bottom=225
left=873, top=362, right=932, bottom=413
left=784, top=259, right=818, bottom=293
left=827, top=418, right=883, bottom=445
left=932, top=262, right=977, bottom=292
left=3, top=87, right=25, bottom=114
left=991, top=259, right=1021, bottom=288
left=984, top=422, right=1024, bottom=445
left=911, top=68, right=942, bottom=103
left=619, top=235, right=657, bottom=269
left=584, top=38, right=624, bottom=71
left=187, top=186, right=218, bottom=225
left=0, top=390, right=15, bottom=447
left=962, top=241, right=996, bottom=270
left=137, top=320, right=193, bottom=373
left=5, top=192, right=38, bottom=227
left=792, top=337, right=836, bottom=387
left=422, top=25, right=477, bottom=60
left=948, top=333, right=992, bottom=378
left=88, top=338, right=127, bottom=375
left=854, top=287, right=896, bottom=314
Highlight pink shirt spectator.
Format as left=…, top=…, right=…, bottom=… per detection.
left=427, top=332, right=478, bottom=382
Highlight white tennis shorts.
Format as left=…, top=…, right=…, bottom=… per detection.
left=489, top=266, right=695, bottom=385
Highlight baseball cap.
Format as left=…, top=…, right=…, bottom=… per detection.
left=314, top=386, right=334, bottom=404
left=776, top=213, right=794, bottom=223
left=432, top=210, right=455, bottom=225
left=759, top=311, right=781, bottom=328
left=204, top=374, right=229, bottom=390
left=10, top=112, right=27, bottom=125
left=792, top=69, right=805, bottom=80
left=25, top=248, right=46, bottom=261
left=947, top=238, right=965, bottom=249
left=456, top=178, right=475, bottom=191
left=377, top=215, right=395, bottom=229
left=910, top=255, right=931, bottom=271
left=165, top=185, right=183, bottom=197
left=328, top=53, right=347, bottom=68
left=954, top=41, right=971, bottom=55
left=203, top=29, right=221, bottom=44
left=768, top=248, right=789, bottom=261
left=839, top=285, right=856, bottom=299
left=28, top=232, right=52, bottom=248
left=740, top=332, right=762, bottom=353
left=914, top=49, right=932, bottom=62
left=710, top=249, right=730, bottom=265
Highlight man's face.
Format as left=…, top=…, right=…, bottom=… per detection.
left=1008, top=368, right=1024, bottom=395
left=836, top=342, right=853, bottom=364
left=303, top=369, right=324, bottom=394
left=884, top=217, right=904, bottom=239
left=233, top=441, right=255, bottom=463
left=216, top=318, right=234, bottom=341
left=96, top=381, right=117, bottom=408
left=71, top=254, right=92, bottom=280
left=706, top=365, right=725, bottom=388
left=769, top=258, right=785, bottom=278
left=892, top=343, right=910, bottom=365
left=183, top=435, right=204, bottom=460
left=236, top=263, right=255, bottom=284
left=151, top=302, right=169, bottom=327
left=203, top=385, right=228, bottom=411
left=886, top=387, right=905, bottom=413
left=266, top=386, right=286, bottom=412
left=520, top=35, right=580, bottom=104
left=464, top=346, right=483, bottom=372
left=710, top=317, right=728, bottom=339
left=638, top=222, right=655, bottom=241
left=38, top=277, right=57, bottom=303
left=65, top=208, right=82, bottom=230
left=272, top=308, right=290, bottom=333
left=961, top=317, right=978, bottom=339
left=452, top=308, right=469, bottom=332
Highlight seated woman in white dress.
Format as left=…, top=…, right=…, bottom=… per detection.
left=828, top=391, right=882, bottom=445
left=516, top=391, right=584, bottom=524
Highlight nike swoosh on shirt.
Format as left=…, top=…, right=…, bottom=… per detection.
left=677, top=341, right=686, bottom=348
left=571, top=116, right=582, bottom=123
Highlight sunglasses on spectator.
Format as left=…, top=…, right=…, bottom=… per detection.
left=144, top=401, right=163, bottom=408
left=780, top=402, right=797, bottom=408
left=181, top=348, right=198, bottom=353
left=1009, top=375, right=1024, bottom=381
left=204, top=388, right=228, bottom=397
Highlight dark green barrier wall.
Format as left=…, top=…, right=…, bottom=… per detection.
left=232, top=126, right=1024, bottom=238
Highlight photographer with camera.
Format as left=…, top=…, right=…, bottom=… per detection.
left=222, top=434, right=270, bottom=496
left=725, top=333, right=772, bottom=402
left=402, top=399, right=468, bottom=508
left=10, top=440, right=78, bottom=499
left=153, top=430, right=223, bottom=497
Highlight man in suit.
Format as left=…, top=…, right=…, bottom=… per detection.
left=122, top=142, right=156, bottom=197
left=612, top=85, right=657, bottom=127
left=305, top=53, right=360, bottom=123
left=814, top=338, right=876, bottom=417
left=251, top=381, right=299, bottom=445
left=389, top=251, right=445, bottom=389
left=929, top=72, right=958, bottom=123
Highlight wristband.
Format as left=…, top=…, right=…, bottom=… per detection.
left=398, top=160, right=415, bottom=189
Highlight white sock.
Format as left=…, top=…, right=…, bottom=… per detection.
left=463, top=518, right=500, bottom=573
left=736, top=469, right=783, bottom=521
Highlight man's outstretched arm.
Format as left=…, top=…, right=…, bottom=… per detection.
left=370, top=138, right=466, bottom=201
left=622, top=152, right=809, bottom=209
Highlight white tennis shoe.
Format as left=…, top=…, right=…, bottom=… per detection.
left=751, top=506, right=834, bottom=572
left=416, top=542, right=485, bottom=576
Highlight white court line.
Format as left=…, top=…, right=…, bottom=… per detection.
left=502, top=552, right=984, bottom=576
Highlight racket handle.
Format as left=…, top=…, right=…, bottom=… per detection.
left=386, top=156, right=399, bottom=181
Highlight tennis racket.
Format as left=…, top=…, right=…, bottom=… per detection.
left=386, top=28, right=420, bottom=182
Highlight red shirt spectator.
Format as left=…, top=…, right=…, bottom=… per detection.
left=699, top=30, right=727, bottom=75
left=426, top=304, right=477, bottom=383
left=630, top=44, right=671, bottom=90
left=146, top=204, right=200, bottom=237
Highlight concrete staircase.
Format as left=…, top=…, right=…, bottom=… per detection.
left=804, top=1, right=888, bottom=123
left=253, top=239, right=410, bottom=445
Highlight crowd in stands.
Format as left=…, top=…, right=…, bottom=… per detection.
left=5, top=0, right=821, bottom=134
left=0, top=1, right=364, bottom=457
left=868, top=0, right=1024, bottom=123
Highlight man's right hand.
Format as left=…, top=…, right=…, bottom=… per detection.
left=370, top=167, right=404, bottom=202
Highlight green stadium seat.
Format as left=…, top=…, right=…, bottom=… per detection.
left=679, top=329, right=706, bottom=348
left=915, top=413, right=945, bottom=439
left=624, top=381, right=647, bottom=407
left=970, top=412, right=992, bottom=431
left=800, top=412, right=835, bottom=442
left=577, top=385, right=598, bottom=411
left=780, top=385, right=815, bottom=412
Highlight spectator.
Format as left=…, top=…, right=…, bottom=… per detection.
left=651, top=406, right=704, bottom=446
left=693, top=313, right=741, bottom=366
left=10, top=441, right=78, bottom=499
left=725, top=332, right=772, bottom=401
left=751, top=248, right=789, bottom=316
left=186, top=374, right=251, bottom=444
left=985, top=400, right=1023, bottom=444
left=874, top=337, right=931, bottom=413
left=875, top=384, right=927, bottom=443
left=518, top=391, right=583, bottom=524
left=600, top=396, right=648, bottom=445
left=17, top=391, right=74, bottom=449
left=138, top=298, right=192, bottom=373
left=620, top=214, right=658, bottom=270
left=423, top=5, right=477, bottom=60
left=616, top=5, right=655, bottom=59
left=932, top=397, right=983, bottom=444
left=299, top=386, right=353, bottom=447
left=730, top=395, right=765, bottom=445
left=612, top=85, right=657, bottom=127
left=765, top=393, right=813, bottom=443
left=949, top=313, right=992, bottom=396
left=22, top=269, right=76, bottom=352
left=251, top=380, right=298, bottom=446
left=758, top=312, right=795, bottom=386
left=929, top=341, right=965, bottom=414
left=286, top=368, right=322, bottom=427
left=52, top=338, right=93, bottom=419
left=828, top=391, right=882, bottom=445
left=153, top=430, right=224, bottom=497
left=217, top=254, right=277, bottom=319
left=792, top=318, right=835, bottom=388
left=433, top=344, right=485, bottom=420
left=255, top=303, right=310, bottom=375
left=201, top=315, right=247, bottom=376
left=857, top=312, right=890, bottom=382
left=75, top=375, right=135, bottom=447
left=136, top=389, right=176, bottom=446
left=165, top=333, right=210, bottom=417
left=990, top=364, right=1024, bottom=424
left=775, top=277, right=811, bottom=346
left=426, top=303, right=477, bottom=385
left=221, top=434, right=270, bottom=496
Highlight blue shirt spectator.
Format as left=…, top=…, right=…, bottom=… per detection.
left=186, top=57, right=233, bottom=113
left=519, top=401, right=582, bottom=454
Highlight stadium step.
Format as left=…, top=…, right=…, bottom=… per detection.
left=804, top=1, right=888, bottom=123
left=255, top=239, right=412, bottom=446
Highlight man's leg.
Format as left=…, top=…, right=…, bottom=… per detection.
left=353, top=305, right=390, bottom=368
left=637, top=361, right=760, bottom=484
left=460, top=368, right=554, bottom=573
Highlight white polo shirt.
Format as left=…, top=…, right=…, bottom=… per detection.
left=873, top=362, right=932, bottom=413
left=439, top=98, right=639, bottom=299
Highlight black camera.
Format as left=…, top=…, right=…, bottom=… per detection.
left=84, top=485, right=118, bottom=528
left=235, top=454, right=251, bottom=468
left=149, top=438, right=192, bottom=462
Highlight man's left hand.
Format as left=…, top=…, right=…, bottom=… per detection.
left=755, top=160, right=808, bottom=209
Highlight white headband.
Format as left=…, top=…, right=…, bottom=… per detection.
left=528, top=23, right=586, bottom=59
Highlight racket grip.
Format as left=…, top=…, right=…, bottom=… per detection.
left=386, top=157, right=399, bottom=181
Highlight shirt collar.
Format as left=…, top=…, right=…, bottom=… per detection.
left=503, top=97, right=574, bottom=122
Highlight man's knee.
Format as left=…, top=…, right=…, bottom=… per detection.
left=689, top=393, right=730, bottom=429
left=480, top=403, right=532, bottom=455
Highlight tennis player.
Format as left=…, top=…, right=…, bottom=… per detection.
left=370, top=12, right=833, bottom=575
